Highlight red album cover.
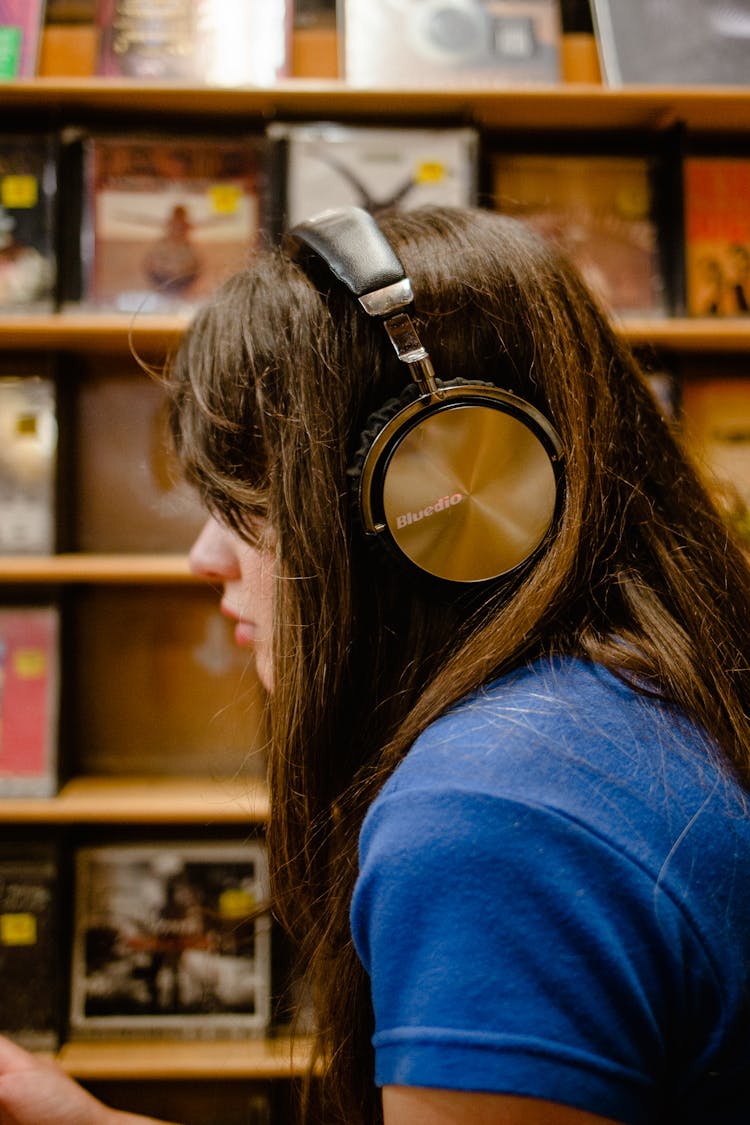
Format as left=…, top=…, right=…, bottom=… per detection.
left=0, top=606, right=59, bottom=797
left=0, top=0, right=46, bottom=78
left=83, top=135, right=266, bottom=314
left=683, top=157, right=750, bottom=318
left=493, top=151, right=666, bottom=317
left=96, top=0, right=292, bottom=85
left=70, top=841, right=271, bottom=1038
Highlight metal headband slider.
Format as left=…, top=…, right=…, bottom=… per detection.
left=358, top=278, right=414, bottom=318
left=384, top=313, right=439, bottom=396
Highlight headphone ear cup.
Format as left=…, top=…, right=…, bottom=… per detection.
left=349, top=382, right=563, bottom=586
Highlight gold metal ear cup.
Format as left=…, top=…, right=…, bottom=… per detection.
left=381, top=404, right=558, bottom=583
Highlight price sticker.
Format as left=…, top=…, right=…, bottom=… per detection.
left=415, top=162, right=446, bottom=185
left=208, top=184, right=241, bottom=215
left=2, top=175, right=39, bottom=210
left=1, top=913, right=37, bottom=946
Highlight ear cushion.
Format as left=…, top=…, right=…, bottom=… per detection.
left=348, top=380, right=563, bottom=586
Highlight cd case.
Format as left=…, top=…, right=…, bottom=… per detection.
left=0, top=843, right=61, bottom=1050
left=96, top=0, right=292, bottom=85
left=269, top=122, right=479, bottom=229
left=0, top=375, right=57, bottom=555
left=0, top=605, right=60, bottom=798
left=0, top=133, right=57, bottom=313
left=70, top=841, right=271, bottom=1038
left=683, top=156, right=750, bottom=319
left=591, top=0, right=750, bottom=86
left=78, top=134, right=267, bottom=314
left=492, top=150, right=670, bottom=317
left=340, top=0, right=561, bottom=86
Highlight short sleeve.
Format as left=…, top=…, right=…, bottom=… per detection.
left=350, top=786, right=716, bottom=1124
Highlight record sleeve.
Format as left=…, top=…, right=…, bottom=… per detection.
left=80, top=135, right=267, bottom=315
left=269, top=123, right=479, bottom=230
left=492, top=151, right=668, bottom=317
left=591, top=0, right=750, bottom=86
left=340, top=0, right=561, bottom=86
left=0, top=133, right=57, bottom=312
left=0, top=375, right=57, bottom=555
left=683, top=157, right=750, bottom=319
left=0, top=843, right=61, bottom=1050
left=0, top=606, right=60, bottom=798
left=0, top=0, right=46, bottom=78
left=681, top=366, right=750, bottom=545
left=96, top=0, right=292, bottom=85
left=70, top=841, right=271, bottom=1038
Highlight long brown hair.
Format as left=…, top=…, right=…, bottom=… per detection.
left=168, top=207, right=750, bottom=1123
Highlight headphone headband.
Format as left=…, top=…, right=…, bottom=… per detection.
left=288, top=206, right=564, bottom=588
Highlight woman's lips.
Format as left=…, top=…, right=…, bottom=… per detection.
left=221, top=603, right=257, bottom=648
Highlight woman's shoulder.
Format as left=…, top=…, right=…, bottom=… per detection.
left=372, top=653, right=750, bottom=901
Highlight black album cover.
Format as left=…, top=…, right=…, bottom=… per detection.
left=0, top=843, right=61, bottom=1050
left=0, top=134, right=57, bottom=312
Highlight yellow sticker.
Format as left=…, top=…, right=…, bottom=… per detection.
left=415, top=161, right=446, bottom=185
left=13, top=647, right=46, bottom=678
left=208, top=184, right=241, bottom=215
left=218, top=887, right=256, bottom=919
left=1, top=175, right=39, bottom=210
left=1, top=913, right=37, bottom=946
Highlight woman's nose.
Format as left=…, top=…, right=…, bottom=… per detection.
left=188, top=517, right=241, bottom=581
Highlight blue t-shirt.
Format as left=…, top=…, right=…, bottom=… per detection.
left=350, top=656, right=750, bottom=1123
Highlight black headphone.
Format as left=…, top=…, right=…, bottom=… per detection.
left=289, top=206, right=564, bottom=588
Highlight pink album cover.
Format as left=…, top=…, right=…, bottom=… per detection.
left=0, top=606, right=59, bottom=797
left=0, top=0, right=46, bottom=78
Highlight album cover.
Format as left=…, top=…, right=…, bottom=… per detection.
left=80, top=134, right=267, bottom=314
left=0, top=843, right=61, bottom=1050
left=70, top=841, right=271, bottom=1038
left=269, top=123, right=479, bottom=231
left=492, top=151, right=668, bottom=317
left=0, top=0, right=46, bottom=78
left=683, top=157, right=750, bottom=318
left=0, top=133, right=57, bottom=312
left=96, top=0, right=292, bottom=85
left=73, top=372, right=205, bottom=552
left=72, top=587, right=267, bottom=779
left=340, top=0, right=562, bottom=86
left=0, top=375, right=57, bottom=555
left=591, top=0, right=750, bottom=86
left=0, top=605, right=60, bottom=798
left=680, top=367, right=750, bottom=544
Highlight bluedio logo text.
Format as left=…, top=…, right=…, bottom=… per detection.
left=395, top=493, right=465, bottom=530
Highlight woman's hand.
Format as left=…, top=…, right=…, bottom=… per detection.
left=0, top=1036, right=176, bottom=1125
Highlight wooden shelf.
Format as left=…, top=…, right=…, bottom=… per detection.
left=58, top=1035, right=311, bottom=1080
left=0, top=776, right=269, bottom=824
left=1, top=314, right=750, bottom=355
left=0, top=312, right=188, bottom=354
left=619, top=318, right=750, bottom=353
left=0, top=554, right=195, bottom=583
left=4, top=78, right=750, bottom=132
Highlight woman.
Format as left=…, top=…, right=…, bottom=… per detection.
left=2, top=206, right=750, bottom=1125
